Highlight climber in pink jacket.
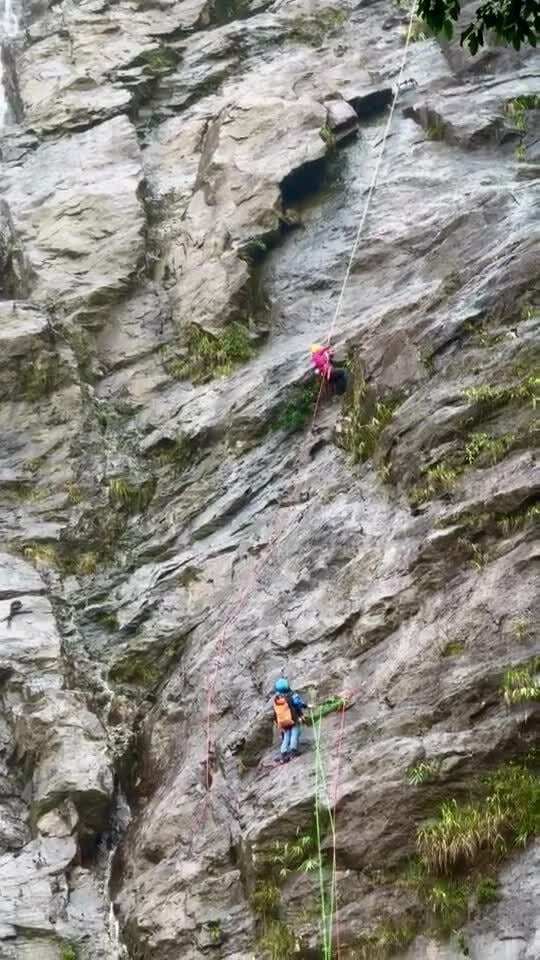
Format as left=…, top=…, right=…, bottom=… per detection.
left=310, top=344, right=348, bottom=395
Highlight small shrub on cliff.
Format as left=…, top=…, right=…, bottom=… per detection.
left=164, top=323, right=255, bottom=383
left=417, top=762, right=540, bottom=873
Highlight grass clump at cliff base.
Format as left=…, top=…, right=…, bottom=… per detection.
left=164, top=322, right=255, bottom=384
left=417, top=761, right=540, bottom=874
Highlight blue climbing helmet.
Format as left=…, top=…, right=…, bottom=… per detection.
left=275, top=678, right=290, bottom=694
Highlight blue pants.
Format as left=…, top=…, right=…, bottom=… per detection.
left=281, top=724, right=301, bottom=755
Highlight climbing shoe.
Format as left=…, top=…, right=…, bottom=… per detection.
left=274, top=755, right=290, bottom=765
left=289, top=749, right=301, bottom=759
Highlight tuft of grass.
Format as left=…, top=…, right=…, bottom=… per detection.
left=65, top=483, right=85, bottom=504
left=408, top=760, right=439, bottom=786
left=320, top=123, right=337, bottom=150
left=442, top=640, right=466, bottom=657
left=425, top=878, right=468, bottom=933
left=108, top=477, right=156, bottom=515
left=271, top=378, right=321, bottom=433
left=427, top=117, right=446, bottom=141
left=73, top=551, right=99, bottom=575
left=511, top=617, right=530, bottom=640
left=61, top=947, right=78, bottom=960
left=164, top=322, right=255, bottom=384
left=464, top=319, right=506, bottom=348
left=304, top=696, right=351, bottom=726
left=288, top=8, right=347, bottom=47
left=258, top=920, right=296, bottom=960
left=337, top=363, right=402, bottom=465
left=207, top=920, right=223, bottom=944
left=353, top=920, right=417, bottom=958
left=497, top=502, right=539, bottom=537
left=460, top=539, right=489, bottom=572
left=411, top=463, right=459, bottom=503
left=505, top=95, right=540, bottom=131
left=464, top=432, right=518, bottom=466
left=151, top=433, right=194, bottom=474
left=475, top=876, right=499, bottom=905
left=251, top=880, right=281, bottom=920
left=109, top=655, right=161, bottom=688
left=462, top=375, right=539, bottom=412
left=19, top=355, right=59, bottom=401
left=94, top=610, right=118, bottom=631
left=22, top=543, right=60, bottom=568
left=417, top=762, right=540, bottom=874
left=501, top=659, right=540, bottom=705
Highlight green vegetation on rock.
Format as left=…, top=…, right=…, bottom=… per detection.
left=271, top=378, right=321, bottom=433
left=304, top=696, right=351, bottom=726
left=462, top=374, right=539, bottom=412
left=164, top=322, right=255, bottom=383
left=475, top=876, right=499, bottom=905
left=109, top=654, right=162, bottom=689
left=407, top=760, right=440, bottom=786
left=151, top=433, right=194, bottom=474
left=61, top=946, right=79, bottom=960
left=417, top=762, right=540, bottom=873
left=417, top=0, right=538, bottom=54
left=352, top=921, right=417, bottom=958
left=501, top=658, right=540, bottom=705
left=108, top=477, right=156, bottom=514
left=19, top=355, right=61, bottom=401
left=336, top=361, right=402, bottom=465
left=288, top=8, right=347, bottom=46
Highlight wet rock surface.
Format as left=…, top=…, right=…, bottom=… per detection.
left=0, top=0, right=538, bottom=958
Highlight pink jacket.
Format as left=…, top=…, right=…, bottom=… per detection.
left=311, top=347, right=333, bottom=380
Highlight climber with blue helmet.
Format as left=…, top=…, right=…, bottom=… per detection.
left=272, top=678, right=310, bottom=764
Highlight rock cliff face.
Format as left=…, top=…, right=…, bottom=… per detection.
left=0, top=0, right=538, bottom=958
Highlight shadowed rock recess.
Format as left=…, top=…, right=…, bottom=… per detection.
left=0, top=0, right=538, bottom=957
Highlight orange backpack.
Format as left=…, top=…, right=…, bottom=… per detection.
left=273, top=695, right=294, bottom=730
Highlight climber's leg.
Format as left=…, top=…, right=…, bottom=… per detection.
left=330, top=368, right=348, bottom=396
left=281, top=727, right=292, bottom=756
left=289, top=724, right=302, bottom=757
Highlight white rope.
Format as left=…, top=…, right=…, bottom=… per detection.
left=324, top=2, right=417, bottom=346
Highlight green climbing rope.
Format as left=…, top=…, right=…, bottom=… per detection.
left=311, top=714, right=338, bottom=960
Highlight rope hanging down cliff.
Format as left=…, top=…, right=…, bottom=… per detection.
left=203, top=2, right=418, bottom=799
